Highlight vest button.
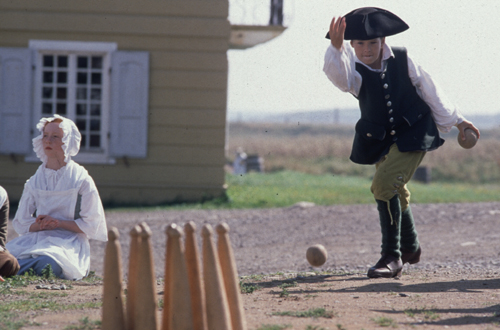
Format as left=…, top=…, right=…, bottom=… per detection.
left=366, top=133, right=372, bottom=137
left=385, top=94, right=390, bottom=99
left=381, top=73, right=386, bottom=79
left=388, top=109, right=393, bottom=114
left=390, top=130, right=396, bottom=135
left=387, top=101, right=392, bottom=107
left=389, top=117, right=394, bottom=123
left=383, top=83, right=388, bottom=89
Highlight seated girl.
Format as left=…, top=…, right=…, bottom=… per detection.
left=6, top=115, right=108, bottom=280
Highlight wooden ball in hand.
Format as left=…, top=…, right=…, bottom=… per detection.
left=457, top=128, right=478, bottom=149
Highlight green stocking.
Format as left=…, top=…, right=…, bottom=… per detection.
left=375, top=195, right=401, bottom=258
left=400, top=205, right=419, bottom=252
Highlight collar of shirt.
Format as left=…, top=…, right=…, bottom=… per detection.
left=354, top=43, right=394, bottom=72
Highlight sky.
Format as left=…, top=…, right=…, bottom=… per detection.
left=227, top=0, right=500, bottom=121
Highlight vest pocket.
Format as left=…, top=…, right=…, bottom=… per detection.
left=355, top=119, right=387, bottom=141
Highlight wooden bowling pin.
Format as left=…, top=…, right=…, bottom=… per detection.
left=216, top=223, right=247, bottom=330
left=184, top=222, right=207, bottom=330
left=134, top=223, right=159, bottom=330
left=162, top=224, right=194, bottom=330
left=127, top=225, right=142, bottom=330
left=201, top=224, right=232, bottom=330
left=102, top=227, right=126, bottom=330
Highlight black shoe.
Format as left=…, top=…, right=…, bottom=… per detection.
left=401, top=246, right=421, bottom=265
left=367, top=254, right=403, bottom=278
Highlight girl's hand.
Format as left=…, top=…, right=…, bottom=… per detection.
left=35, top=215, right=60, bottom=230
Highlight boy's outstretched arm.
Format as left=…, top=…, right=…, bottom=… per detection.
left=329, top=16, right=346, bottom=50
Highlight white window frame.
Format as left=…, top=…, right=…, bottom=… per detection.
left=27, top=40, right=118, bottom=164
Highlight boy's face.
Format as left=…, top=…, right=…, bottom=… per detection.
left=350, top=37, right=385, bottom=69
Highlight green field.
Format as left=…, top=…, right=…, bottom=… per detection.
left=108, top=122, right=500, bottom=211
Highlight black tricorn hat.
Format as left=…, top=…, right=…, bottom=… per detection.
left=326, top=7, right=409, bottom=40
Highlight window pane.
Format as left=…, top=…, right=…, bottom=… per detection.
left=56, top=103, right=66, bottom=115
left=77, top=56, right=88, bottom=69
left=90, top=135, right=100, bottom=147
left=90, top=88, right=101, bottom=100
left=57, top=72, right=67, bottom=83
left=76, top=88, right=87, bottom=100
left=91, top=56, right=103, bottom=69
left=43, top=56, right=54, bottom=67
left=90, top=104, right=101, bottom=116
left=90, top=119, right=100, bottom=131
left=43, top=71, right=53, bottom=83
left=76, top=103, right=87, bottom=115
left=76, top=119, right=87, bottom=131
left=42, top=103, right=52, bottom=114
left=81, top=134, right=86, bottom=147
left=57, top=56, right=68, bottom=68
left=91, top=73, right=101, bottom=85
left=56, top=87, right=67, bottom=99
left=77, top=72, right=87, bottom=85
left=42, top=87, right=53, bottom=99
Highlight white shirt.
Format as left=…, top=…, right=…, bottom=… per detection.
left=6, top=160, right=107, bottom=280
left=323, top=42, right=464, bottom=133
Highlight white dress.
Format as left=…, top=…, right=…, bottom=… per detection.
left=6, top=160, right=107, bottom=280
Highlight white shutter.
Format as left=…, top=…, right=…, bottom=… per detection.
left=109, top=51, right=149, bottom=158
left=0, top=48, right=32, bottom=154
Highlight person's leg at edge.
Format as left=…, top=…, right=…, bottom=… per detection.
left=17, top=256, right=63, bottom=278
left=0, top=195, right=20, bottom=277
left=368, top=144, right=425, bottom=278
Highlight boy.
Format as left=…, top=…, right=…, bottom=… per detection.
left=0, top=186, right=20, bottom=280
left=323, top=7, right=480, bottom=278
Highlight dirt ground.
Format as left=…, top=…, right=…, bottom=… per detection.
left=6, top=201, right=500, bottom=329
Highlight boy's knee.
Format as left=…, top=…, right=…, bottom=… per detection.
left=371, top=176, right=404, bottom=202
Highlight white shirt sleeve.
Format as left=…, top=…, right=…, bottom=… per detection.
left=406, top=53, right=465, bottom=133
left=12, top=182, right=37, bottom=235
left=74, top=175, right=107, bottom=242
left=323, top=42, right=362, bottom=97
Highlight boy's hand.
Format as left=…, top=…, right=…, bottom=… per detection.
left=329, top=16, right=346, bottom=50
left=457, top=120, right=480, bottom=141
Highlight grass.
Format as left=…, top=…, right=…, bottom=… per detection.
left=0, top=271, right=102, bottom=330
left=64, top=317, right=101, bottom=330
left=240, top=281, right=261, bottom=294
left=272, top=308, right=335, bottom=319
left=257, top=325, right=292, bottom=330
left=107, top=170, right=500, bottom=212
left=404, top=306, right=440, bottom=321
left=371, top=316, right=398, bottom=327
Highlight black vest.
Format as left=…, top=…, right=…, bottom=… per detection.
left=349, top=47, right=444, bottom=165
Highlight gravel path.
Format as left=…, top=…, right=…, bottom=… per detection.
left=87, top=202, right=500, bottom=278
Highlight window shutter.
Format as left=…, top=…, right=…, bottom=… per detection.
left=0, top=48, right=32, bottom=155
left=109, top=51, right=149, bottom=158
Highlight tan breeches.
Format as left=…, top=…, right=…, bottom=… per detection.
left=371, top=143, right=426, bottom=211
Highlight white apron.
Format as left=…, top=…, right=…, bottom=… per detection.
left=7, top=187, right=90, bottom=280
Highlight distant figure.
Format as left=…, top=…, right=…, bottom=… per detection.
left=233, top=147, right=247, bottom=175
